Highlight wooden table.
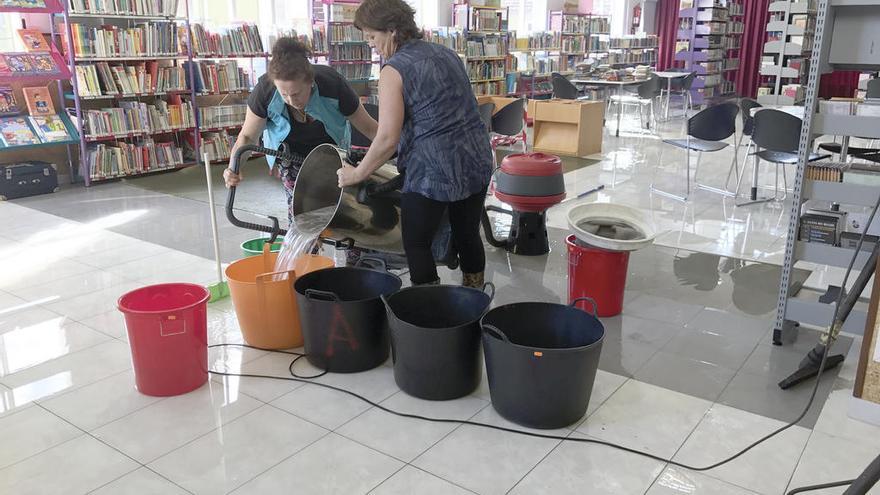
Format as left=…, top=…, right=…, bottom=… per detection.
left=570, top=78, right=644, bottom=137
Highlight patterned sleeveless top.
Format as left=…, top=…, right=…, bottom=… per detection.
left=385, top=40, right=493, bottom=202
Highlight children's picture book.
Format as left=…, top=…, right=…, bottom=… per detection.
left=0, top=86, right=19, bottom=115
left=5, top=54, right=34, bottom=73
left=29, top=54, right=58, bottom=73
left=0, top=116, right=39, bottom=146
left=17, top=29, right=50, bottom=52
left=28, top=114, right=70, bottom=142
left=0, top=0, right=47, bottom=7
left=22, top=86, right=55, bottom=115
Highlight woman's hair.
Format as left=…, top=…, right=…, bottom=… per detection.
left=354, top=0, right=424, bottom=46
left=268, top=38, right=314, bottom=83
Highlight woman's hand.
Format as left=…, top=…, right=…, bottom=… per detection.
left=223, top=168, right=243, bottom=188
left=337, top=163, right=366, bottom=188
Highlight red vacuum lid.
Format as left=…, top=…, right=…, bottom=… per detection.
left=500, top=152, right=563, bottom=177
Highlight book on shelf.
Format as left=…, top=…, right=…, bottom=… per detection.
left=328, top=3, right=358, bottom=23
left=200, top=130, right=234, bottom=161
left=0, top=53, right=60, bottom=76
left=311, top=28, right=327, bottom=53
left=0, top=86, right=20, bottom=115
left=22, top=86, right=56, bottom=115
left=0, top=116, right=39, bottom=146
left=85, top=98, right=194, bottom=137
left=424, top=27, right=465, bottom=53
left=77, top=61, right=188, bottom=97
left=329, top=44, right=371, bottom=61
left=198, top=104, right=246, bottom=129
left=68, top=0, right=179, bottom=16
left=329, top=24, right=364, bottom=43
left=88, top=140, right=185, bottom=179
left=185, top=23, right=264, bottom=57
left=333, top=64, right=371, bottom=80
left=16, top=29, right=50, bottom=52
left=66, top=22, right=179, bottom=58
left=28, top=114, right=70, bottom=142
left=184, top=60, right=250, bottom=94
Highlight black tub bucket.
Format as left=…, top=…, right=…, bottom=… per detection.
left=382, top=283, right=495, bottom=400
left=294, top=263, right=402, bottom=373
left=481, top=297, right=604, bottom=429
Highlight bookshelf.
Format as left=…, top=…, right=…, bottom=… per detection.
left=57, top=1, right=266, bottom=183
left=724, top=0, right=743, bottom=96
left=0, top=0, right=80, bottom=169
left=310, top=0, right=378, bottom=91
left=452, top=2, right=512, bottom=96
left=607, top=35, right=659, bottom=67
left=675, top=0, right=737, bottom=106
left=757, top=0, right=815, bottom=106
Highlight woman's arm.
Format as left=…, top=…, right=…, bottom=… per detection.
left=347, top=103, right=379, bottom=141
left=338, top=66, right=404, bottom=187
left=224, top=108, right=267, bottom=187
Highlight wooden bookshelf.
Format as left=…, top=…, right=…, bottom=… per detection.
left=310, top=0, right=378, bottom=87
left=452, top=2, right=512, bottom=96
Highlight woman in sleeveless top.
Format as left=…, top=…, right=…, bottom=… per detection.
left=337, top=0, right=494, bottom=287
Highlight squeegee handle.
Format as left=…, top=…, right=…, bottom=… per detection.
left=225, top=144, right=299, bottom=237
left=835, top=242, right=880, bottom=327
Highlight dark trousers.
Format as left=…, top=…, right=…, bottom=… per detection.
left=401, top=188, right=487, bottom=285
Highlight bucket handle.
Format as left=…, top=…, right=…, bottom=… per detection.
left=483, top=282, right=496, bottom=302
left=571, top=297, right=598, bottom=317
left=355, top=256, right=388, bottom=272
left=305, top=289, right=340, bottom=302
left=482, top=323, right=510, bottom=343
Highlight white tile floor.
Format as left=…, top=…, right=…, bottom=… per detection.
left=2, top=115, right=880, bottom=494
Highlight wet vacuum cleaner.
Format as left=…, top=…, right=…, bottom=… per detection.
left=778, top=240, right=880, bottom=390
left=482, top=153, right=566, bottom=256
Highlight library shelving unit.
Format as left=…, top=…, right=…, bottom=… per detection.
left=507, top=31, right=561, bottom=98
left=311, top=0, right=378, bottom=90
left=607, top=35, right=659, bottom=68
left=58, top=1, right=267, bottom=184
left=722, top=0, right=743, bottom=96
left=757, top=0, right=816, bottom=106
left=772, top=0, right=880, bottom=346
left=675, top=0, right=732, bottom=106
left=453, top=1, right=511, bottom=96
left=547, top=11, right=589, bottom=74
left=0, top=0, right=80, bottom=163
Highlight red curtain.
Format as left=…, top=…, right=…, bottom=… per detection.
left=655, top=0, right=679, bottom=71
left=736, top=0, right=771, bottom=98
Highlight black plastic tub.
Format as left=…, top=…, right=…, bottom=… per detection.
left=294, top=266, right=402, bottom=373
left=481, top=297, right=604, bottom=429
left=383, top=283, right=494, bottom=400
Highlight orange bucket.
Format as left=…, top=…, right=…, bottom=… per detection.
left=226, top=245, right=333, bottom=349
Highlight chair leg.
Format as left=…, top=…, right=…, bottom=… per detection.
left=650, top=142, right=688, bottom=202
left=734, top=141, right=752, bottom=199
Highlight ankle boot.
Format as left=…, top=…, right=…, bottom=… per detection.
left=462, top=271, right=484, bottom=289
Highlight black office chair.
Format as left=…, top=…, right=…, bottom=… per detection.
left=607, top=75, right=662, bottom=133
left=350, top=103, right=379, bottom=148
left=478, top=102, right=495, bottom=134
left=491, top=98, right=527, bottom=152
left=735, top=109, right=830, bottom=205
left=662, top=71, right=696, bottom=119
left=651, top=102, right=739, bottom=202
left=722, top=98, right=763, bottom=192
left=551, top=73, right=580, bottom=100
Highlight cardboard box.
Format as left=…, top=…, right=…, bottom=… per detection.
left=532, top=99, right=604, bottom=157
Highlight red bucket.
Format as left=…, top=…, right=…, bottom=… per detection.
left=566, top=235, right=630, bottom=317
left=118, top=283, right=210, bottom=396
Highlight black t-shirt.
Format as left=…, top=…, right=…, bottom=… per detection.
left=248, top=65, right=360, bottom=156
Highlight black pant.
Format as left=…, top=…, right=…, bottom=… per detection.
left=401, top=189, right=487, bottom=285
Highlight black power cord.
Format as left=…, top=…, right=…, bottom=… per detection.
left=206, top=192, right=880, bottom=491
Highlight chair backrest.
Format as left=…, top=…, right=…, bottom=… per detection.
left=637, top=75, right=662, bottom=99
left=671, top=71, right=697, bottom=92
left=478, top=102, right=495, bottom=133
left=751, top=108, right=803, bottom=153
left=687, top=102, right=739, bottom=141
left=551, top=73, right=579, bottom=100
left=350, top=103, right=379, bottom=147
left=739, top=98, right=762, bottom=136
left=867, top=78, right=880, bottom=99
left=491, top=98, right=525, bottom=137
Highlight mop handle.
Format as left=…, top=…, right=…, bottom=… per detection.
left=204, top=153, right=224, bottom=283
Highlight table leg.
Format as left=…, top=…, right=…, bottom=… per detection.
left=616, top=85, right=623, bottom=137
left=751, top=151, right=760, bottom=201
left=665, top=79, right=672, bottom=121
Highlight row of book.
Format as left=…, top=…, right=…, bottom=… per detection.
left=329, top=44, right=371, bottom=62
left=333, top=64, right=372, bottom=81
left=514, top=32, right=561, bottom=51
left=609, top=36, right=659, bottom=49
left=201, top=130, right=234, bottom=161
left=185, top=60, right=250, bottom=94
left=68, top=0, right=180, bottom=16
left=465, top=38, right=507, bottom=58
left=456, top=7, right=506, bottom=32
left=553, top=15, right=609, bottom=34
left=0, top=115, right=73, bottom=147
left=68, top=22, right=179, bottom=58
left=607, top=50, right=658, bottom=67
left=0, top=53, right=60, bottom=76
left=471, top=80, right=506, bottom=96
left=311, top=28, right=328, bottom=54
left=198, top=104, right=245, bottom=129
left=88, top=140, right=185, bottom=179
left=2, top=85, right=63, bottom=117
left=328, top=24, right=364, bottom=43
left=466, top=60, right=506, bottom=81
left=512, top=54, right=561, bottom=75
left=424, top=28, right=465, bottom=53
left=76, top=61, right=187, bottom=96
left=84, top=100, right=194, bottom=137
left=186, top=23, right=264, bottom=57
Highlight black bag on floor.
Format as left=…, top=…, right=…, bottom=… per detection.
left=0, top=162, right=58, bottom=200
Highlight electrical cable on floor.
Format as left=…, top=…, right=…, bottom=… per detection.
left=207, top=193, right=880, bottom=489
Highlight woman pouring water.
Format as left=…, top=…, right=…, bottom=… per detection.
left=337, top=0, right=493, bottom=288
left=224, top=38, right=378, bottom=226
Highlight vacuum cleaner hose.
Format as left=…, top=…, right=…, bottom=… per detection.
left=225, top=144, right=299, bottom=238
